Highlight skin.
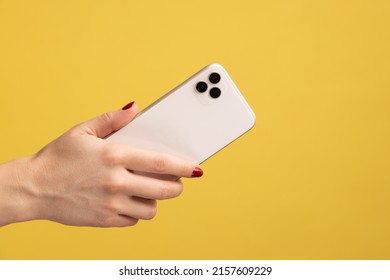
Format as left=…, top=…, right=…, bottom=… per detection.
left=0, top=102, right=202, bottom=227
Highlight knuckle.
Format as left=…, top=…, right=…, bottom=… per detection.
left=99, top=112, right=114, bottom=124
left=101, top=200, right=121, bottom=213
left=157, top=181, right=182, bottom=200
left=152, top=155, right=169, bottom=173
left=157, top=181, right=171, bottom=199
left=102, top=145, right=123, bottom=166
left=102, top=173, right=124, bottom=193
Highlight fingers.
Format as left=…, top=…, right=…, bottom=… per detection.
left=104, top=199, right=156, bottom=227
left=126, top=173, right=184, bottom=200
left=97, top=153, right=191, bottom=227
left=101, top=215, right=139, bottom=228
left=119, top=146, right=203, bottom=178
left=120, top=197, right=157, bottom=220
left=97, top=197, right=157, bottom=227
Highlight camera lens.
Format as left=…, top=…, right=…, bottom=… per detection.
left=209, top=72, right=221, bottom=84
left=196, top=81, right=208, bottom=93
left=209, top=87, right=221, bottom=98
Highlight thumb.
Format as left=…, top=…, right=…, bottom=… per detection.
left=79, top=101, right=138, bottom=138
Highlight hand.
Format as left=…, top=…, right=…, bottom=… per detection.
left=0, top=102, right=203, bottom=227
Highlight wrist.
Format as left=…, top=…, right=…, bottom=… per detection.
left=0, top=156, right=42, bottom=226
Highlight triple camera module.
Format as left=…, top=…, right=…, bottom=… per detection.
left=196, top=72, right=221, bottom=98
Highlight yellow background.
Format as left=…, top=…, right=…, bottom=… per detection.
left=0, top=0, right=389, bottom=259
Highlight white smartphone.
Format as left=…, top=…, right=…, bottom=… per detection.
left=107, top=64, right=255, bottom=176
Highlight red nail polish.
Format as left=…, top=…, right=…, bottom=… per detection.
left=122, top=101, right=135, bottom=110
left=192, top=167, right=203, bottom=178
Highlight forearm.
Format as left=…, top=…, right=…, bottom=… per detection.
left=0, top=157, right=41, bottom=226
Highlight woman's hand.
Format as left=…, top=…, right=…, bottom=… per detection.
left=0, top=102, right=202, bottom=227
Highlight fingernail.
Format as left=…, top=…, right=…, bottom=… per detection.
left=122, top=101, right=135, bottom=110
left=192, top=167, right=203, bottom=178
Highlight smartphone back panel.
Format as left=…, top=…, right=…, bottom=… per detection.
left=108, top=64, right=255, bottom=164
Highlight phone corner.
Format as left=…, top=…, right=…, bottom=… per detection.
left=248, top=111, right=257, bottom=130
left=205, top=63, right=225, bottom=71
